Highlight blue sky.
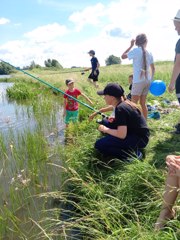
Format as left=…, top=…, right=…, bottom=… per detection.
left=0, top=0, right=179, bottom=68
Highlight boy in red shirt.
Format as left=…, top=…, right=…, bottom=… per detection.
left=63, top=79, right=93, bottom=127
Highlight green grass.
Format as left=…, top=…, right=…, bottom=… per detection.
left=0, top=61, right=180, bottom=239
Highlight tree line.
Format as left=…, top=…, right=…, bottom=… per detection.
left=0, top=55, right=121, bottom=75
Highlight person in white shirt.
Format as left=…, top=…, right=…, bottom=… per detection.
left=121, top=33, right=155, bottom=119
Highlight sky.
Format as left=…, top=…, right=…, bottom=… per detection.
left=0, top=0, right=179, bottom=68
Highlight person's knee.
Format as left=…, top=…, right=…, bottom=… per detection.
left=95, top=138, right=108, bottom=152
left=95, top=139, right=102, bottom=151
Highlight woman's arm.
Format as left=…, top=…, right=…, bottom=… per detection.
left=150, top=63, right=155, bottom=81
left=89, top=105, right=113, bottom=120
left=98, top=125, right=127, bottom=139
left=121, top=39, right=135, bottom=59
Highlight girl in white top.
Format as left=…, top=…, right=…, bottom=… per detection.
left=121, top=33, right=155, bottom=119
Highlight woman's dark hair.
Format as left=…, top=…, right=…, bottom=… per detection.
left=135, top=33, right=148, bottom=80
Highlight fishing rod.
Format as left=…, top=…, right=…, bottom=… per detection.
left=0, top=59, right=106, bottom=118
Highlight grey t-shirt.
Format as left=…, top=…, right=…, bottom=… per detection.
left=175, top=38, right=180, bottom=61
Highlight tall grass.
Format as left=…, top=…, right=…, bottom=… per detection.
left=1, top=61, right=179, bottom=239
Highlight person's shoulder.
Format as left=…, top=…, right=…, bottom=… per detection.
left=74, top=88, right=81, bottom=93
left=127, top=47, right=139, bottom=57
left=131, top=47, right=139, bottom=52
left=146, top=49, right=153, bottom=55
left=176, top=39, right=180, bottom=47
left=65, top=89, right=69, bottom=93
left=116, top=101, right=127, bottom=110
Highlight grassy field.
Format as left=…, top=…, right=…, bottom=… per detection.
left=0, top=61, right=180, bottom=239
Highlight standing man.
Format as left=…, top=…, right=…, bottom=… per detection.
left=168, top=9, right=180, bottom=133
left=84, top=50, right=100, bottom=88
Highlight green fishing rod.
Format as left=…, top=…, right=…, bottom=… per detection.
left=0, top=59, right=106, bottom=118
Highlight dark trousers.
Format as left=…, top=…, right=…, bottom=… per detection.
left=95, top=119, right=149, bottom=160
left=175, top=74, right=180, bottom=104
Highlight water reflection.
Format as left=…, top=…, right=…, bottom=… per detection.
left=0, top=82, right=65, bottom=143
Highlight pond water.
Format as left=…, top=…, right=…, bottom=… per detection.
left=0, top=82, right=36, bottom=134
left=0, top=82, right=65, bottom=140
left=0, top=74, right=12, bottom=79
left=0, top=82, right=66, bottom=238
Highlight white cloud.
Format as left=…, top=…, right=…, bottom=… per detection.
left=24, top=23, right=68, bottom=42
left=0, top=18, right=10, bottom=25
left=69, top=3, right=106, bottom=31
left=0, top=0, right=179, bottom=68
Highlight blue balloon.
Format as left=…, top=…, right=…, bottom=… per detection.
left=149, top=80, right=166, bottom=96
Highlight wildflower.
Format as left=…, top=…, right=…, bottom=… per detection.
left=10, top=177, right=15, bottom=184
left=17, top=174, right=22, bottom=179
left=49, top=132, right=55, bottom=136
left=21, top=178, right=30, bottom=186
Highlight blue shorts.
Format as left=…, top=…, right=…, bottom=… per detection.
left=65, top=110, right=79, bottom=124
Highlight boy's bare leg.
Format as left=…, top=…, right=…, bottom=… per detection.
left=93, top=81, right=99, bottom=88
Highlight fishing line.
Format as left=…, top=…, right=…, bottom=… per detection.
left=0, top=59, right=106, bottom=118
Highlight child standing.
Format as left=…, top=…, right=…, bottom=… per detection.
left=63, top=79, right=93, bottom=127
left=84, top=50, right=100, bottom=88
left=126, top=74, right=133, bottom=100
left=121, top=34, right=155, bottom=119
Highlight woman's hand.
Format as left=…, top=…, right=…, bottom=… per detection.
left=89, top=113, right=96, bottom=121
left=98, top=124, right=108, bottom=133
left=130, top=39, right=135, bottom=47
left=168, top=83, right=175, bottom=93
left=166, top=155, right=180, bottom=176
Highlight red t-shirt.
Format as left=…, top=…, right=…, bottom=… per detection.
left=64, top=88, right=81, bottom=111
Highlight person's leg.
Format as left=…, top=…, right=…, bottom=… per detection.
left=155, top=174, right=179, bottom=230
left=95, top=134, right=147, bottom=160
left=65, top=110, right=71, bottom=127
left=93, top=80, right=99, bottom=88
left=140, top=95, right=148, bottom=120
left=87, top=72, right=93, bottom=84
left=174, top=75, right=180, bottom=131
left=92, top=71, right=99, bottom=88
left=175, top=74, right=180, bottom=104
left=131, top=95, right=139, bottom=104
left=71, top=110, right=79, bottom=123
left=131, top=82, right=141, bottom=105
